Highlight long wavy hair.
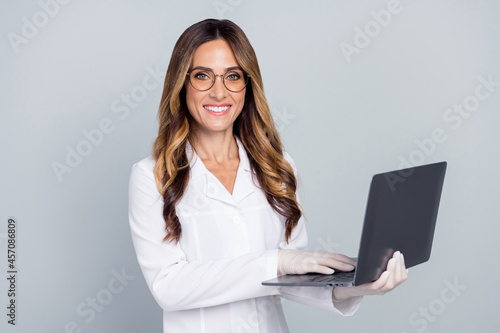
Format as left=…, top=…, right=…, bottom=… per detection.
left=153, top=19, right=302, bottom=243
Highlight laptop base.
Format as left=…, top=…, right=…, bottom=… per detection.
left=262, top=271, right=355, bottom=287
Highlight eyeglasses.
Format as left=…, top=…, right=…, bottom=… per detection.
left=186, top=67, right=250, bottom=92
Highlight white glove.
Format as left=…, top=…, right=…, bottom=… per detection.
left=332, top=251, right=408, bottom=302
left=277, top=249, right=356, bottom=276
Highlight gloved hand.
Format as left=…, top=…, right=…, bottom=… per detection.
left=277, top=249, right=356, bottom=276
left=332, top=251, right=408, bottom=302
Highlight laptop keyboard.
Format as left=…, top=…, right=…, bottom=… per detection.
left=306, top=271, right=355, bottom=283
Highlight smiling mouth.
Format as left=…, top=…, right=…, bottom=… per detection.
left=204, top=105, right=231, bottom=113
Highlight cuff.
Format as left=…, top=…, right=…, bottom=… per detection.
left=331, top=295, right=363, bottom=316
left=265, top=248, right=279, bottom=279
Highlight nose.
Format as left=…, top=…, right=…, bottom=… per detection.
left=209, top=74, right=227, bottom=100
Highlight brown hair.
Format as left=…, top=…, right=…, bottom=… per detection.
left=153, top=19, right=302, bottom=243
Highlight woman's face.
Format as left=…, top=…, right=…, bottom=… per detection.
left=185, top=39, right=246, bottom=137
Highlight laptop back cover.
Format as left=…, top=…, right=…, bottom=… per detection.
left=354, top=161, right=447, bottom=286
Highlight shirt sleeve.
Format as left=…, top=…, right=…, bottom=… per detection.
left=277, top=152, right=363, bottom=316
left=128, top=159, right=280, bottom=312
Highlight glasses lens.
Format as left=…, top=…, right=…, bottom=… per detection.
left=189, top=69, right=215, bottom=91
left=223, top=69, right=248, bottom=92
left=188, top=69, right=249, bottom=92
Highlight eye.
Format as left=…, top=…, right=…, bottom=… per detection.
left=225, top=72, right=242, bottom=81
left=194, top=72, right=211, bottom=80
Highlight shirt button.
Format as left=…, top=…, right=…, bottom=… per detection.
left=207, top=182, right=219, bottom=196
left=233, top=216, right=241, bottom=223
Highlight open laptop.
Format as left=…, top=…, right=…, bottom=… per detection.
left=262, top=161, right=447, bottom=287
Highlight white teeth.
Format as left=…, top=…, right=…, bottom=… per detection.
left=205, top=105, right=230, bottom=112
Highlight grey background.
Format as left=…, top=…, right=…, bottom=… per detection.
left=1, top=0, right=499, bottom=332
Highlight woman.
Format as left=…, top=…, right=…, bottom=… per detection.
left=128, top=18, right=407, bottom=332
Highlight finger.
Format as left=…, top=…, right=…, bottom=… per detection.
left=370, top=270, right=391, bottom=291
left=310, top=263, right=335, bottom=275
left=394, top=251, right=402, bottom=282
left=400, top=252, right=408, bottom=281
left=313, top=252, right=357, bottom=266
left=386, top=255, right=396, bottom=272
left=381, top=258, right=396, bottom=291
left=326, top=253, right=357, bottom=267
left=316, top=256, right=355, bottom=271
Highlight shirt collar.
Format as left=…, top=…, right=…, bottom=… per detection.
left=186, top=136, right=252, bottom=178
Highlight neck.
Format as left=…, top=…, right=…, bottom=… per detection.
left=189, top=129, right=239, bottom=163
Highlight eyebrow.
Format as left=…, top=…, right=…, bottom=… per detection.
left=190, top=66, right=243, bottom=72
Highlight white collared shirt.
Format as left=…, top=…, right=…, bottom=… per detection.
left=128, top=138, right=362, bottom=333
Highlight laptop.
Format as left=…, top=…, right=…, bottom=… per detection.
left=262, top=161, right=447, bottom=287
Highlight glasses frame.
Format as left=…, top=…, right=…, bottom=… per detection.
left=186, top=67, right=250, bottom=93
